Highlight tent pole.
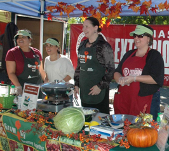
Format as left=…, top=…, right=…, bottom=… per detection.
left=62, top=22, right=66, bottom=55
left=40, top=0, right=45, bottom=58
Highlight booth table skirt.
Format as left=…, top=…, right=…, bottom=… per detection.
left=0, top=112, right=84, bottom=151
left=110, top=145, right=159, bottom=151
left=0, top=112, right=161, bottom=151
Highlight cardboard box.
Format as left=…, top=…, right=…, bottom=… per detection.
left=90, top=125, right=123, bottom=140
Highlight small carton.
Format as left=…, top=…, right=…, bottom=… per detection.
left=90, top=125, right=123, bottom=140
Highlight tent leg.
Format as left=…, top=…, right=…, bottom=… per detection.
left=40, top=0, right=45, bottom=58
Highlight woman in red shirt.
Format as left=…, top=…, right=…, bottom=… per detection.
left=5, top=29, right=45, bottom=95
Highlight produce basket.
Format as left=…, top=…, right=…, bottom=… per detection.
left=0, top=95, right=15, bottom=109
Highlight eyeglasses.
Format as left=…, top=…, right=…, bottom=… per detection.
left=133, top=34, right=145, bottom=38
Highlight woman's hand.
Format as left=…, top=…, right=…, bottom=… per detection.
left=123, top=76, right=135, bottom=85
left=74, top=86, right=79, bottom=99
left=118, top=77, right=126, bottom=86
left=89, top=85, right=101, bottom=95
left=15, top=86, right=23, bottom=96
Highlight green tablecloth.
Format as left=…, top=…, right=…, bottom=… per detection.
left=110, top=145, right=159, bottom=151
left=1, top=111, right=168, bottom=151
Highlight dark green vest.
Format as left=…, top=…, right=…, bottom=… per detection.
left=79, top=45, right=106, bottom=104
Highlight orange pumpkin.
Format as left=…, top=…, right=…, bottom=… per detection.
left=127, top=127, right=158, bottom=148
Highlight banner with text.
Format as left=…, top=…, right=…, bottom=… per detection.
left=2, top=113, right=46, bottom=151
left=70, top=24, right=169, bottom=86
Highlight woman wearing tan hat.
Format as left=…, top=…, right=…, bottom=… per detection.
left=5, top=29, right=45, bottom=95
left=113, top=25, right=164, bottom=120
left=43, top=38, right=74, bottom=83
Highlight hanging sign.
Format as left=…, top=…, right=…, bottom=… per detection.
left=0, top=10, right=11, bottom=23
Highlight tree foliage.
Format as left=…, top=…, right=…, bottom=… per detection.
left=112, top=16, right=169, bottom=25
left=65, top=16, right=169, bottom=52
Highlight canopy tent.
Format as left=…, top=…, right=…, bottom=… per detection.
left=0, top=0, right=169, bottom=54
left=0, top=0, right=169, bottom=17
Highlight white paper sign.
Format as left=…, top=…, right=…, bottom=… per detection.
left=20, top=83, right=40, bottom=111
left=164, top=105, right=169, bottom=120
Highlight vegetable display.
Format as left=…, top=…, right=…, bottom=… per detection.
left=53, top=107, right=85, bottom=134
left=127, top=126, right=158, bottom=148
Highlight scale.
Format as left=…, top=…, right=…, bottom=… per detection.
left=36, top=81, right=74, bottom=112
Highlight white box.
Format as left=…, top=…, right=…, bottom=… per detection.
left=90, top=125, right=123, bottom=140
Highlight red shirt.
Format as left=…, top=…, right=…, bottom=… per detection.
left=5, top=46, right=42, bottom=76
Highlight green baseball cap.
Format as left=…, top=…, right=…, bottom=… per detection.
left=130, top=25, right=153, bottom=36
left=43, top=38, right=59, bottom=47
left=14, top=30, right=32, bottom=39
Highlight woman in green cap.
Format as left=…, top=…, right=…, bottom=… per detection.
left=5, top=29, right=45, bottom=95
left=113, top=24, right=164, bottom=120
left=43, top=38, right=74, bottom=83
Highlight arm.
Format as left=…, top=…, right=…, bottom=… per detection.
left=44, top=74, right=49, bottom=83
left=74, top=57, right=80, bottom=98
left=114, top=72, right=126, bottom=86
left=63, top=58, right=75, bottom=82
left=114, top=50, right=136, bottom=86
left=97, top=43, right=115, bottom=89
left=63, top=75, right=71, bottom=82
left=39, top=61, right=46, bottom=81
left=74, top=59, right=80, bottom=87
left=6, top=61, right=21, bottom=86
left=123, top=75, right=157, bottom=85
left=74, top=86, right=79, bottom=99
left=114, top=72, right=122, bottom=83
left=124, top=50, right=164, bottom=86
left=134, top=75, right=156, bottom=84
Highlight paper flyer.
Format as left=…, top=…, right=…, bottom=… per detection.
left=20, top=83, right=40, bottom=111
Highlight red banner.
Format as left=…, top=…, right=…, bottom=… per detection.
left=70, top=24, right=169, bottom=86
left=0, top=21, right=7, bottom=36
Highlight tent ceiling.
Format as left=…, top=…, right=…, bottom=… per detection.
left=0, top=0, right=169, bottom=19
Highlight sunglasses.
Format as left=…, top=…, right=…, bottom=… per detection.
left=133, top=34, right=145, bottom=38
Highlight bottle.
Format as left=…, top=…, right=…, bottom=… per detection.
left=10, top=85, right=16, bottom=95
left=157, top=113, right=161, bottom=125
left=157, top=112, right=164, bottom=129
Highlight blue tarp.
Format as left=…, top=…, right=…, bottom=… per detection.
left=0, top=0, right=169, bottom=18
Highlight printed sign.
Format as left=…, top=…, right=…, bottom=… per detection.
left=0, top=10, right=11, bottom=23
left=20, top=83, right=40, bottom=111
left=2, top=113, right=46, bottom=151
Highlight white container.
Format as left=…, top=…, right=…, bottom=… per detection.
left=90, top=125, right=123, bottom=139
left=0, top=83, right=9, bottom=96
